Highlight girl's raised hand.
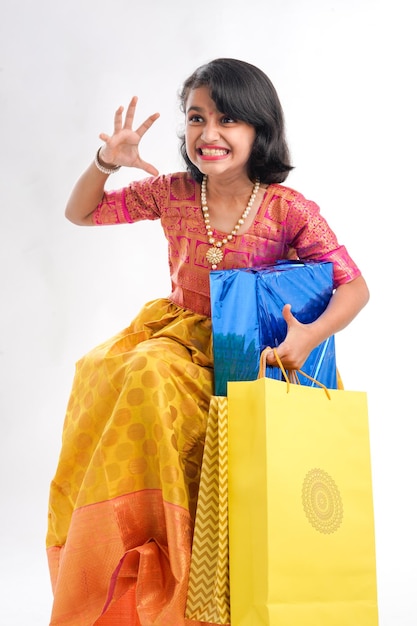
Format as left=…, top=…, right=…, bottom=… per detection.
left=98, top=97, right=160, bottom=176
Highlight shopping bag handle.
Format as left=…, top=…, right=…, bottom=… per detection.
left=258, top=347, right=331, bottom=399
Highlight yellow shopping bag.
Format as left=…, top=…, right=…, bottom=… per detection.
left=186, top=396, right=230, bottom=624
left=227, top=350, right=378, bottom=625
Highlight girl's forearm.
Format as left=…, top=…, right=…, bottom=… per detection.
left=310, top=275, right=370, bottom=345
left=65, top=161, right=109, bottom=225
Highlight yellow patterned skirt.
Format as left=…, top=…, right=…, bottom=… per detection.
left=46, top=298, right=221, bottom=626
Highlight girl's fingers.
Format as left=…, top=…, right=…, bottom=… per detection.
left=135, top=112, right=160, bottom=137
left=140, top=160, right=159, bottom=176
left=98, top=101, right=159, bottom=170
left=123, top=97, right=139, bottom=129
left=106, top=99, right=159, bottom=140
left=113, top=105, right=125, bottom=133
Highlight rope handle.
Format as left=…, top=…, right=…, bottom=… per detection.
left=258, top=347, right=331, bottom=399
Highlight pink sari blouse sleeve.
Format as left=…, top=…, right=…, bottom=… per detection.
left=281, top=190, right=361, bottom=287
left=92, top=175, right=169, bottom=225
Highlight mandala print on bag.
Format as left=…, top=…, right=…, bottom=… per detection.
left=302, top=467, right=343, bottom=534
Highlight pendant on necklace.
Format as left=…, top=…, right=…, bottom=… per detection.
left=206, top=246, right=224, bottom=266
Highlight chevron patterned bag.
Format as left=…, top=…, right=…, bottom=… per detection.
left=185, top=396, right=231, bottom=625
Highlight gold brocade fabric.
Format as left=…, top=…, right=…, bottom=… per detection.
left=47, top=298, right=220, bottom=626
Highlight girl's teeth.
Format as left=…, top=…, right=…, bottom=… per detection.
left=201, top=149, right=228, bottom=156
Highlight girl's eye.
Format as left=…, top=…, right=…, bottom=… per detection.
left=188, top=114, right=204, bottom=123
left=222, top=116, right=236, bottom=124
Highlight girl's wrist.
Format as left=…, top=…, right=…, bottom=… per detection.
left=94, top=148, right=121, bottom=175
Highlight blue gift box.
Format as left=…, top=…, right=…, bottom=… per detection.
left=210, top=261, right=338, bottom=396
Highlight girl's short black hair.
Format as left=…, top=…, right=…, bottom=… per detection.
left=179, top=58, right=293, bottom=184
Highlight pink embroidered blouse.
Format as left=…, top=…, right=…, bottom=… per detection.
left=93, top=172, right=361, bottom=317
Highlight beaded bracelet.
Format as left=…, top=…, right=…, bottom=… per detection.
left=94, top=148, right=121, bottom=175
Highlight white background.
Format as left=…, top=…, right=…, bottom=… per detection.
left=1, top=0, right=415, bottom=624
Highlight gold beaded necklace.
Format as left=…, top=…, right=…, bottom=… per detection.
left=201, top=174, right=261, bottom=269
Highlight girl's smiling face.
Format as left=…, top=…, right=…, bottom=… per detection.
left=185, top=86, right=256, bottom=181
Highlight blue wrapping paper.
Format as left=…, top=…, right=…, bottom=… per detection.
left=210, top=261, right=338, bottom=396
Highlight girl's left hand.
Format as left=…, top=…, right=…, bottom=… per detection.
left=265, top=304, right=317, bottom=371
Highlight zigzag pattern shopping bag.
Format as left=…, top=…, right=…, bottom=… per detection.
left=186, top=396, right=230, bottom=624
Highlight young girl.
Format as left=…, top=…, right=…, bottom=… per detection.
left=47, top=58, right=369, bottom=626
